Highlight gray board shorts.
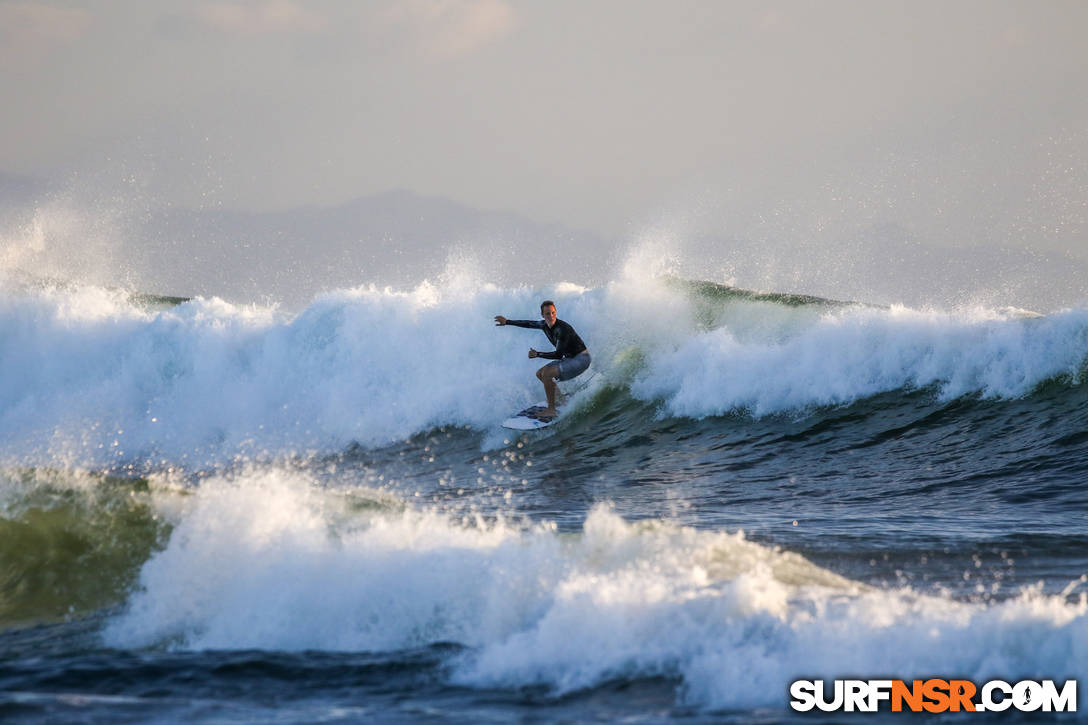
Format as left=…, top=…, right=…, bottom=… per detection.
left=556, top=351, right=591, bottom=381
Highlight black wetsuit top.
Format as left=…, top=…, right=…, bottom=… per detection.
left=506, top=319, right=588, bottom=360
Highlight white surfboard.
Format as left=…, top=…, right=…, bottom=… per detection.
left=502, top=401, right=559, bottom=430
left=501, top=371, right=597, bottom=430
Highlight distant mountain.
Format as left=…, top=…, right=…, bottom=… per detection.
left=134, top=190, right=612, bottom=305
left=2, top=178, right=1084, bottom=312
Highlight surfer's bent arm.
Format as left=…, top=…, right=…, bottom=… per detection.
left=533, top=349, right=562, bottom=360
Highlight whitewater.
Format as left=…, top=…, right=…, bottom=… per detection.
left=1, top=261, right=1087, bottom=723
left=3, top=264, right=1086, bottom=465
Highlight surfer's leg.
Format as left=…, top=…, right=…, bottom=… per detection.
left=536, top=363, right=560, bottom=416
left=552, top=352, right=590, bottom=408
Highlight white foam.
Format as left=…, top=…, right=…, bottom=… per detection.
left=633, top=304, right=1088, bottom=418
left=0, top=273, right=595, bottom=464
left=1, top=269, right=1087, bottom=466
left=104, top=470, right=1087, bottom=709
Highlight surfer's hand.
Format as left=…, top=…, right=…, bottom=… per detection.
left=528, top=348, right=538, bottom=359
left=494, top=315, right=507, bottom=326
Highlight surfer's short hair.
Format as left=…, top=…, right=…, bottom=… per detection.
left=540, top=300, right=556, bottom=312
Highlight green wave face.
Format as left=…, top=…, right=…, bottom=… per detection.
left=0, top=470, right=172, bottom=627
left=669, top=276, right=855, bottom=308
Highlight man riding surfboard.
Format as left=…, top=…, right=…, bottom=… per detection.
left=495, top=300, right=590, bottom=420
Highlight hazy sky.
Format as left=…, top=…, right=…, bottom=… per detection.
left=1, top=0, right=1086, bottom=256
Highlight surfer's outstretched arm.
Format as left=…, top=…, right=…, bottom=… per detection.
left=497, top=318, right=545, bottom=329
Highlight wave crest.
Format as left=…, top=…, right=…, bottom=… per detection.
left=102, top=469, right=1088, bottom=709
left=1, top=275, right=1086, bottom=467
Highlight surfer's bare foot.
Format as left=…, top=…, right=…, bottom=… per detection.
left=538, top=408, right=557, bottom=420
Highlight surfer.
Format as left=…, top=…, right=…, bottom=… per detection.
left=495, top=301, right=590, bottom=419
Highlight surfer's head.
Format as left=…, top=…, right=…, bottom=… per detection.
left=540, top=300, right=557, bottom=327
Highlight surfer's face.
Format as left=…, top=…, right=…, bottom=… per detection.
left=541, top=305, right=557, bottom=327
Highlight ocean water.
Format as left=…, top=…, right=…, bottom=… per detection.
left=1, top=264, right=1086, bottom=723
